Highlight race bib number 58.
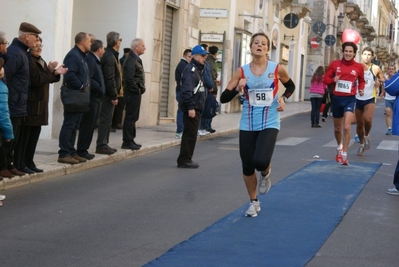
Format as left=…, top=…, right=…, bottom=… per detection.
left=247, top=88, right=273, bottom=106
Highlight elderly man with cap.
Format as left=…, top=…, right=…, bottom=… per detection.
left=176, top=45, right=208, bottom=168
left=4, top=22, right=41, bottom=176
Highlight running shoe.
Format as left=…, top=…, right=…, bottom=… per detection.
left=357, top=146, right=365, bottom=156
left=354, top=135, right=360, bottom=143
left=258, top=167, right=271, bottom=194
left=175, top=132, right=182, bottom=139
left=245, top=200, right=261, bottom=217
left=341, top=153, right=349, bottom=165
left=387, top=187, right=399, bottom=195
left=364, top=136, right=371, bottom=149
left=386, top=128, right=392, bottom=135
left=336, top=148, right=343, bottom=162
left=0, top=194, right=5, bottom=201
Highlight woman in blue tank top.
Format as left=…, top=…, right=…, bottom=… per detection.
left=220, top=32, right=295, bottom=217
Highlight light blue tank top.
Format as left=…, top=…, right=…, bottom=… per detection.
left=240, top=61, right=280, bottom=131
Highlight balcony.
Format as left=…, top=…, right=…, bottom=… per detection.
left=344, top=3, right=362, bottom=22
left=355, top=16, right=368, bottom=29
left=291, top=4, right=312, bottom=19
left=332, top=0, right=348, bottom=9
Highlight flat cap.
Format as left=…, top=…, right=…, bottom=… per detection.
left=19, top=22, right=42, bottom=34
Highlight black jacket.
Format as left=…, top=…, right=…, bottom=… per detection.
left=179, top=58, right=206, bottom=112
left=86, top=52, right=105, bottom=102
left=122, top=51, right=145, bottom=95
left=101, top=46, right=121, bottom=100
left=4, top=38, right=30, bottom=117
left=175, top=58, right=189, bottom=92
left=25, top=54, right=60, bottom=126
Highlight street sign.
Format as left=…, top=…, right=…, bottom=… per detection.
left=310, top=37, right=319, bottom=49
left=325, top=35, right=336, bottom=46
left=312, top=21, right=326, bottom=34
left=283, top=13, right=299, bottom=29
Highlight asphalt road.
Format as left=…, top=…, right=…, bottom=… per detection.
left=1, top=100, right=398, bottom=267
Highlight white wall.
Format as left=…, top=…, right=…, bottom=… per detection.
left=0, top=0, right=74, bottom=139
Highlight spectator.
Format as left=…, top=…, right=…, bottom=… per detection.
left=309, top=66, right=326, bottom=128
left=57, top=32, right=91, bottom=164
left=174, top=48, right=192, bottom=139
left=16, top=37, right=67, bottom=173
left=0, top=58, right=14, bottom=181
left=176, top=45, right=208, bottom=168
left=202, top=45, right=219, bottom=133
left=95, top=31, right=122, bottom=155
left=111, top=47, right=131, bottom=131
left=77, top=40, right=105, bottom=160
left=0, top=31, right=13, bottom=179
left=4, top=22, right=41, bottom=176
left=121, top=38, right=146, bottom=150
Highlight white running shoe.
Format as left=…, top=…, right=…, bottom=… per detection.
left=245, top=200, right=261, bottom=217
left=0, top=194, right=6, bottom=201
left=197, top=130, right=209, bottom=136
left=258, top=168, right=271, bottom=194
left=387, top=187, right=399, bottom=195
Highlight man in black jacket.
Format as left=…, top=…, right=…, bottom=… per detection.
left=4, top=22, right=41, bottom=175
left=174, top=49, right=191, bottom=139
left=176, top=45, right=208, bottom=168
left=96, top=31, right=122, bottom=155
left=77, top=40, right=105, bottom=160
left=121, top=38, right=146, bottom=150
left=58, top=32, right=91, bottom=164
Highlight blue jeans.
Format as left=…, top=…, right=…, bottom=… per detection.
left=176, top=91, right=184, bottom=133
left=58, top=112, right=83, bottom=158
left=200, top=117, right=211, bottom=130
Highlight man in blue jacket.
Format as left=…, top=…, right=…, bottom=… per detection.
left=77, top=39, right=105, bottom=160
left=384, top=70, right=399, bottom=195
left=4, top=22, right=41, bottom=176
left=58, top=32, right=91, bottom=164
left=176, top=45, right=208, bottom=168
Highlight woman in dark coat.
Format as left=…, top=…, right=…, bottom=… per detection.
left=14, top=37, right=67, bottom=173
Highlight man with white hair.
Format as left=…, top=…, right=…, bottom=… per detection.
left=121, top=38, right=146, bottom=150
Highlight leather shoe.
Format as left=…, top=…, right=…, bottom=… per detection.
left=8, top=168, right=26, bottom=176
left=0, top=169, right=14, bottom=178
left=73, top=155, right=87, bottom=163
left=29, top=166, right=44, bottom=173
left=177, top=161, right=199, bottom=168
left=77, top=153, right=95, bottom=160
left=114, top=124, right=123, bottom=129
left=20, top=167, right=35, bottom=174
left=96, top=146, right=117, bottom=155
left=206, top=128, right=216, bottom=133
left=133, top=141, right=142, bottom=147
left=121, top=142, right=141, bottom=150
left=58, top=156, right=79, bottom=164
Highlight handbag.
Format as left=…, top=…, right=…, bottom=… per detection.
left=60, top=84, right=90, bottom=113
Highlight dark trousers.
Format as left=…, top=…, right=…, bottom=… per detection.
left=5, top=117, right=23, bottom=169
left=123, top=93, right=142, bottom=143
left=177, top=111, right=201, bottom=164
left=14, top=125, right=41, bottom=169
left=96, top=95, right=115, bottom=149
left=394, top=159, right=399, bottom=190
left=58, top=112, right=83, bottom=158
left=77, top=99, right=101, bottom=155
left=112, top=96, right=125, bottom=127
left=310, top=97, right=323, bottom=125
left=175, top=91, right=184, bottom=133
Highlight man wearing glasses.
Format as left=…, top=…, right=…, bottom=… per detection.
left=0, top=31, right=8, bottom=60
left=96, top=31, right=122, bottom=155
left=3, top=22, right=41, bottom=176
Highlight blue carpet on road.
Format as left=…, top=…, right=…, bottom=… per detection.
left=144, top=160, right=381, bottom=267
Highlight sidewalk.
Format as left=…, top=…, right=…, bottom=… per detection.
left=1, top=101, right=311, bottom=189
